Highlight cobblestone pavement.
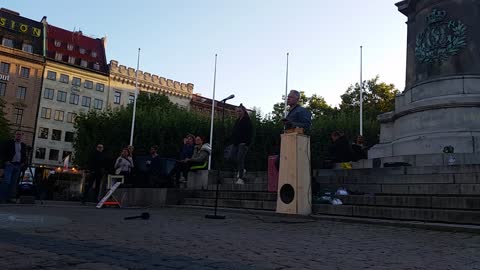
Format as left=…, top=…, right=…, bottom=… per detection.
left=0, top=204, right=479, bottom=270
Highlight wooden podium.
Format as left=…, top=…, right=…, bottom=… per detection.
left=276, top=132, right=312, bottom=215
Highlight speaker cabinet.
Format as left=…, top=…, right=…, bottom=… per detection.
left=276, top=132, right=312, bottom=215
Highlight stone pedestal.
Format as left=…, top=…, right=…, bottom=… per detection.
left=370, top=0, right=480, bottom=160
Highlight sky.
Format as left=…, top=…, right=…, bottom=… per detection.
left=3, top=0, right=407, bottom=115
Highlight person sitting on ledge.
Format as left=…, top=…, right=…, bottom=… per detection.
left=328, top=131, right=353, bottom=163
left=173, top=136, right=211, bottom=185
left=351, top=135, right=368, bottom=161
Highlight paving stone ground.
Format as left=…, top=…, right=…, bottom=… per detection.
left=0, top=204, right=479, bottom=270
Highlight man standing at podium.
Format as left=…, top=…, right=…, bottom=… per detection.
left=282, top=90, right=312, bottom=132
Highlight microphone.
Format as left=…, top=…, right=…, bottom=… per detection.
left=221, top=94, right=235, bottom=102
left=124, top=212, right=150, bottom=220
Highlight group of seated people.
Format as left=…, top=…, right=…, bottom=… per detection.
left=328, top=131, right=369, bottom=163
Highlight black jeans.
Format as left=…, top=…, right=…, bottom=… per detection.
left=82, top=171, right=103, bottom=203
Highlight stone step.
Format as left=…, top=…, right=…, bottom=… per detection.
left=318, top=183, right=480, bottom=195
left=313, top=164, right=480, bottom=177
left=313, top=204, right=480, bottom=225
left=206, top=183, right=268, bottom=192
left=314, top=173, right=480, bottom=184
left=182, top=198, right=276, bottom=210
left=208, top=177, right=267, bottom=185
left=190, top=191, right=277, bottom=201
left=336, top=195, right=480, bottom=210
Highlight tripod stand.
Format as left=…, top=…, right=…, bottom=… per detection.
left=205, top=100, right=229, bottom=219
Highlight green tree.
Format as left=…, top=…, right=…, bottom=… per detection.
left=339, top=75, right=399, bottom=119
left=307, top=94, right=335, bottom=119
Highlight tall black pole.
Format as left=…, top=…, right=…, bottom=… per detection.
left=205, top=100, right=226, bottom=219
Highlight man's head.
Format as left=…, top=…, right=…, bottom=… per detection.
left=330, top=131, right=342, bottom=142
left=150, top=145, right=158, bottom=155
left=14, top=130, right=22, bottom=142
left=287, top=90, right=300, bottom=107
left=186, top=134, right=195, bottom=145
left=96, top=144, right=104, bottom=152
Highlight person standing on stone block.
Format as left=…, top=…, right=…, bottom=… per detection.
left=227, top=103, right=253, bottom=185
left=0, top=130, right=26, bottom=203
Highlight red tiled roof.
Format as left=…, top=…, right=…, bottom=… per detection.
left=46, top=24, right=108, bottom=74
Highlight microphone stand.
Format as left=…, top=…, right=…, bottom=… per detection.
left=205, top=100, right=227, bottom=219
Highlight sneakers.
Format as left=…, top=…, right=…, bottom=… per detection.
left=236, top=169, right=247, bottom=179
left=235, top=178, right=245, bottom=185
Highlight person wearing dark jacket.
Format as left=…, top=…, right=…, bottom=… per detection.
left=328, top=131, right=354, bottom=163
left=228, top=104, right=253, bottom=185
left=0, top=130, right=27, bottom=203
left=81, top=144, right=107, bottom=203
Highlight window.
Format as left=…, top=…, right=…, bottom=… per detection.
left=72, top=77, right=81, bottom=86
left=62, top=151, right=72, bottom=160
left=81, top=96, right=91, bottom=107
left=94, top=99, right=103, bottom=110
left=22, top=43, right=33, bottom=53
left=67, top=44, right=74, bottom=51
left=35, top=148, right=46, bottom=159
left=43, top=88, right=54, bottom=99
left=49, top=149, right=59, bottom=161
left=16, top=86, right=26, bottom=100
left=54, top=40, right=61, bottom=47
left=0, top=62, right=10, bottom=74
left=67, top=112, right=77, bottom=123
left=64, top=132, right=74, bottom=142
left=93, top=63, right=100, bottom=70
left=68, top=56, right=76, bottom=64
left=128, top=94, right=135, bottom=104
left=20, top=67, right=30, bottom=78
left=60, top=74, right=69, bottom=83
left=84, top=80, right=93, bottom=89
left=13, top=108, right=23, bottom=125
left=54, top=110, right=64, bottom=121
left=79, top=48, right=86, bottom=54
left=40, top=107, right=51, bottom=119
left=38, top=127, right=49, bottom=139
left=80, top=60, right=88, bottom=68
left=52, top=129, right=62, bottom=141
left=47, top=71, right=56, bottom=80
left=114, top=91, right=121, bottom=104
left=2, top=38, right=13, bottom=47
left=69, top=93, right=79, bottom=105
left=91, top=51, right=97, bottom=58
left=57, top=91, right=67, bottom=102
left=0, top=82, right=6, bottom=96
left=55, top=53, right=63, bottom=61
left=18, top=67, right=30, bottom=78
left=96, top=83, right=104, bottom=92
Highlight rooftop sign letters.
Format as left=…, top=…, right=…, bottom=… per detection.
left=0, top=17, right=42, bottom=38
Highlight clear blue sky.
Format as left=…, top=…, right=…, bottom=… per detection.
left=4, top=0, right=407, bottom=115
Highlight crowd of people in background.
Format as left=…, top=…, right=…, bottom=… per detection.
left=0, top=97, right=371, bottom=204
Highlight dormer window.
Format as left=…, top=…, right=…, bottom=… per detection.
left=22, top=43, right=33, bottom=53
left=79, top=48, right=86, bottom=54
left=54, top=40, right=61, bottom=47
left=68, top=56, right=76, bottom=64
left=91, top=51, right=97, bottom=58
left=55, top=53, right=63, bottom=61
left=80, top=60, right=88, bottom=68
left=93, top=63, right=100, bottom=70
left=67, top=44, right=74, bottom=51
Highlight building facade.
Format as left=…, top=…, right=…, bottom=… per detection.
left=0, top=8, right=45, bottom=147
left=32, top=24, right=109, bottom=167
left=108, top=60, right=193, bottom=109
